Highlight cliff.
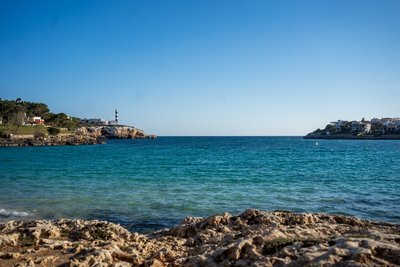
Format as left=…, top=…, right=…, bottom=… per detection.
left=0, top=209, right=399, bottom=266
left=76, top=125, right=154, bottom=139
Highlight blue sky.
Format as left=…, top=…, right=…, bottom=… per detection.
left=1, top=0, right=399, bottom=135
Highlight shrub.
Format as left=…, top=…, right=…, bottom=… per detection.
left=47, top=127, right=60, bottom=135
left=0, top=130, right=6, bottom=138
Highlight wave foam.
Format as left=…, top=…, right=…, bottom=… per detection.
left=0, top=208, right=29, bottom=217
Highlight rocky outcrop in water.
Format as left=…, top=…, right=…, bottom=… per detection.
left=101, top=126, right=146, bottom=139
left=76, top=126, right=154, bottom=139
left=0, top=209, right=399, bottom=266
left=0, top=135, right=105, bottom=147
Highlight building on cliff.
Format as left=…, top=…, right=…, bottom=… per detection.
left=80, top=118, right=108, bottom=125
left=350, top=121, right=371, bottom=133
left=80, top=110, right=120, bottom=126
left=308, top=117, right=400, bottom=138
left=330, top=120, right=349, bottom=131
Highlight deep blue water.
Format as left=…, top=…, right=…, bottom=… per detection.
left=1, top=137, right=399, bottom=232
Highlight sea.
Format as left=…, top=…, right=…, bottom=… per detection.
left=1, top=137, right=399, bottom=232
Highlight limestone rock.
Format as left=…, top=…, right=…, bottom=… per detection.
left=0, top=210, right=399, bottom=266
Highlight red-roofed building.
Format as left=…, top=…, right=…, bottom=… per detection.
left=32, top=116, right=45, bottom=125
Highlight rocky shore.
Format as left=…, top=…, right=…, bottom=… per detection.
left=1, top=209, right=399, bottom=266
left=77, top=126, right=152, bottom=139
left=0, top=135, right=105, bottom=147
left=0, top=126, right=156, bottom=147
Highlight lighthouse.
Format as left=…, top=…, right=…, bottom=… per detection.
left=115, top=109, right=118, bottom=124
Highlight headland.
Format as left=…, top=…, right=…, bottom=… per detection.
left=0, top=98, right=156, bottom=147
left=304, top=117, right=400, bottom=140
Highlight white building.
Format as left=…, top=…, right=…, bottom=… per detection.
left=351, top=121, right=371, bottom=133
left=81, top=118, right=108, bottom=125
left=380, top=121, right=399, bottom=134
left=330, top=120, right=348, bottom=131
left=107, top=120, right=118, bottom=125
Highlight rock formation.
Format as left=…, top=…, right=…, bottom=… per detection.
left=0, top=125, right=155, bottom=146
left=0, top=135, right=105, bottom=147
left=100, top=126, right=146, bottom=139
left=0, top=209, right=399, bottom=266
left=76, top=126, right=152, bottom=139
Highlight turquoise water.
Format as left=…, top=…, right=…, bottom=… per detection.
left=1, top=137, right=399, bottom=231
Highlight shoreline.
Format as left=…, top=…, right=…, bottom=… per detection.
left=303, top=134, right=400, bottom=140
left=0, top=125, right=157, bottom=147
left=1, top=209, right=399, bottom=266
left=0, top=135, right=106, bottom=147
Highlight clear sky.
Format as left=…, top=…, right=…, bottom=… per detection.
left=1, top=0, right=399, bottom=135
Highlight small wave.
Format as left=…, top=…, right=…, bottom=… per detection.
left=0, top=208, right=29, bottom=217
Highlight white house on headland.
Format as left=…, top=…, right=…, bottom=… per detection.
left=351, top=121, right=371, bottom=133
left=330, top=119, right=371, bottom=133
left=330, top=120, right=348, bottom=131
left=328, top=117, right=400, bottom=135
left=380, top=118, right=400, bottom=134
left=81, top=109, right=120, bottom=126
left=80, top=118, right=108, bottom=125
left=107, top=120, right=118, bottom=125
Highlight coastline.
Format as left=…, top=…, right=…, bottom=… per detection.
left=0, top=125, right=157, bottom=147
left=303, top=134, right=400, bottom=140
left=0, top=135, right=106, bottom=147
left=1, top=209, right=399, bottom=266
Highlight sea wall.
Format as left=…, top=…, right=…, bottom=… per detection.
left=0, top=209, right=399, bottom=266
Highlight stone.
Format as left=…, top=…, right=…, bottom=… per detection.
left=0, top=210, right=399, bottom=266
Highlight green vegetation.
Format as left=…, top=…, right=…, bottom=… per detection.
left=0, top=98, right=81, bottom=131
left=0, top=125, right=48, bottom=135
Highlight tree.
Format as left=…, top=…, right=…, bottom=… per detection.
left=340, top=122, right=352, bottom=133
left=325, top=124, right=336, bottom=133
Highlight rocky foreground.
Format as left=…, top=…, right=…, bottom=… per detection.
left=0, top=210, right=399, bottom=267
